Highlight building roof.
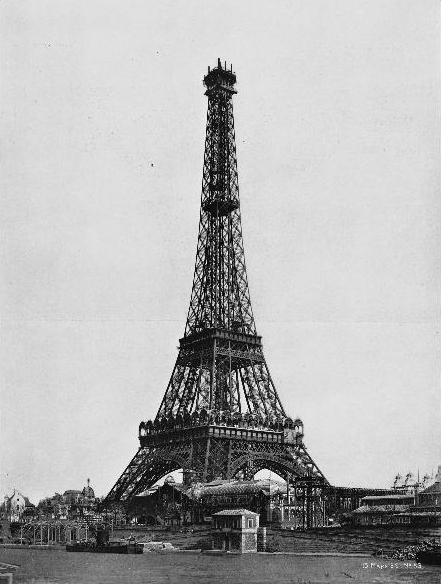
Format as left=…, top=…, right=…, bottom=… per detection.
left=135, top=482, right=191, bottom=499
left=420, top=481, right=441, bottom=494
left=4, top=489, right=32, bottom=507
left=204, top=479, right=228, bottom=487
left=136, top=478, right=285, bottom=501
left=353, top=505, right=411, bottom=514
left=361, top=494, right=413, bottom=501
left=214, top=509, right=259, bottom=516
left=201, top=482, right=266, bottom=497
left=333, top=486, right=393, bottom=494
left=135, top=486, right=160, bottom=497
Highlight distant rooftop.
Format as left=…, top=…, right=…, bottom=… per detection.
left=421, top=481, right=441, bottom=494
left=214, top=509, right=259, bottom=516
left=354, top=504, right=410, bottom=514
left=362, top=494, right=413, bottom=501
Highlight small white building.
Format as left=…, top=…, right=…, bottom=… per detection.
left=212, top=509, right=259, bottom=553
left=3, top=489, right=30, bottom=522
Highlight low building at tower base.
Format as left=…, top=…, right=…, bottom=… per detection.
left=212, top=509, right=259, bottom=553
left=352, top=465, right=441, bottom=527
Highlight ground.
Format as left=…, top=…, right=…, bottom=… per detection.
left=1, top=526, right=440, bottom=583
left=1, top=548, right=440, bottom=584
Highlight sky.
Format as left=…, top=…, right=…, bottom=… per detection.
left=1, top=0, right=440, bottom=504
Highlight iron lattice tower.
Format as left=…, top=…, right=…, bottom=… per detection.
left=107, top=61, right=328, bottom=514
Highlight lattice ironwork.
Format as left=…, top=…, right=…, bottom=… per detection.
left=106, top=61, right=328, bottom=517
left=107, top=424, right=327, bottom=502
left=156, top=59, right=284, bottom=419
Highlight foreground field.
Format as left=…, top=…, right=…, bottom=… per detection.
left=1, top=548, right=439, bottom=584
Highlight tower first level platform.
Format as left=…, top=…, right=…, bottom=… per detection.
left=108, top=410, right=325, bottom=502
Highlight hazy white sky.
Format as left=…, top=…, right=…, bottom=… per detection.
left=1, top=0, right=440, bottom=503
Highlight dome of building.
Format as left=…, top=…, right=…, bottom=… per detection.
left=82, top=478, right=95, bottom=498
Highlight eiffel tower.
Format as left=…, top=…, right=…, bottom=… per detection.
left=106, top=61, right=328, bottom=517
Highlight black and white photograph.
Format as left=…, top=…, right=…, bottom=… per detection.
left=1, top=1, right=440, bottom=582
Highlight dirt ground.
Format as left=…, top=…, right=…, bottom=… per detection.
left=1, top=547, right=440, bottom=584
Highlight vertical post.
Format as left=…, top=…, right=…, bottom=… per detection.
left=203, top=437, right=211, bottom=482
left=227, top=439, right=232, bottom=479
left=228, top=340, right=232, bottom=409
left=302, top=487, right=306, bottom=530
left=236, top=369, right=241, bottom=413
left=210, top=339, right=216, bottom=409
left=195, top=355, right=203, bottom=409
left=292, top=481, right=297, bottom=528
left=188, top=441, right=194, bottom=484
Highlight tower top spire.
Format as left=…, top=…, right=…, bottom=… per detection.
left=204, top=59, right=236, bottom=95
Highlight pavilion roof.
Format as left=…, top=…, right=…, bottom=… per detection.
left=214, top=509, right=259, bottom=516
